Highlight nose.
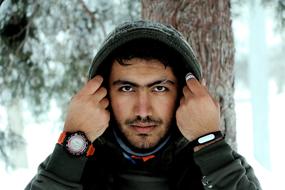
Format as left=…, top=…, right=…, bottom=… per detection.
left=134, top=90, right=152, bottom=118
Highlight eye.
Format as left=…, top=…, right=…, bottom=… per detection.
left=119, top=85, right=134, bottom=92
left=153, top=86, right=168, bottom=92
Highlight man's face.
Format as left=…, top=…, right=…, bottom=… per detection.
left=109, top=58, right=178, bottom=149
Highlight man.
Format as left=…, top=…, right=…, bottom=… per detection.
left=26, top=20, right=261, bottom=190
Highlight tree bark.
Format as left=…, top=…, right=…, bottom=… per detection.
left=142, top=0, right=236, bottom=149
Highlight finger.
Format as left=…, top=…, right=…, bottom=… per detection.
left=179, top=97, right=185, bottom=105
left=92, top=87, right=107, bottom=102
left=216, top=101, right=220, bottom=108
left=182, top=86, right=192, bottom=97
left=102, top=110, right=111, bottom=124
left=185, top=72, right=205, bottom=95
left=213, top=97, right=220, bottom=108
left=80, top=75, right=104, bottom=95
left=99, top=98, right=109, bottom=109
left=201, top=78, right=207, bottom=87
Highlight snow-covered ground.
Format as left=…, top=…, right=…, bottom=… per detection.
left=1, top=80, right=284, bottom=189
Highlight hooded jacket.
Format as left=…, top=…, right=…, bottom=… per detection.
left=25, top=20, right=261, bottom=190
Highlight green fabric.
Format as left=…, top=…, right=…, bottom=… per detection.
left=25, top=140, right=262, bottom=190
left=46, top=144, right=87, bottom=182
left=25, top=145, right=86, bottom=190
left=88, top=20, right=202, bottom=81
left=194, top=140, right=261, bottom=189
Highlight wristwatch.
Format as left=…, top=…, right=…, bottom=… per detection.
left=191, top=131, right=223, bottom=147
left=57, top=131, right=95, bottom=157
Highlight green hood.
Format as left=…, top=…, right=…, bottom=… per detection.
left=88, top=20, right=202, bottom=80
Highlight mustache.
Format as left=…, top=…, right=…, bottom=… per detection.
left=125, top=116, right=163, bottom=126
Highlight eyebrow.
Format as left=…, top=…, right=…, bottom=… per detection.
left=112, top=79, right=176, bottom=88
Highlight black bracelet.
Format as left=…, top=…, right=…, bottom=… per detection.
left=191, top=131, right=224, bottom=147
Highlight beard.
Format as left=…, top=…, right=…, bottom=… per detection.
left=117, top=115, right=170, bottom=149
left=108, top=103, right=174, bottom=150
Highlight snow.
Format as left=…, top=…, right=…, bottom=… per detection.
left=235, top=81, right=285, bottom=189
left=0, top=101, right=61, bottom=189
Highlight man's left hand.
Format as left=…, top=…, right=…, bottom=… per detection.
left=176, top=73, right=221, bottom=143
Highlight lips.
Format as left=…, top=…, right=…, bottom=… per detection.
left=130, top=124, right=156, bottom=133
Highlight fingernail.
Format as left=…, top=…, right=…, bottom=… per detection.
left=185, top=72, right=195, bottom=81
left=202, top=78, right=206, bottom=86
left=96, top=75, right=103, bottom=81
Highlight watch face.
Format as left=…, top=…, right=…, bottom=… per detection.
left=66, top=133, right=88, bottom=155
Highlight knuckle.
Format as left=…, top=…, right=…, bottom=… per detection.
left=183, top=86, right=188, bottom=94
left=175, top=110, right=180, bottom=118
left=192, top=92, right=207, bottom=101
left=101, top=87, right=107, bottom=96
left=89, top=76, right=103, bottom=88
left=104, top=100, right=110, bottom=108
left=102, top=110, right=110, bottom=121
left=92, top=75, right=103, bottom=83
left=97, top=87, right=107, bottom=97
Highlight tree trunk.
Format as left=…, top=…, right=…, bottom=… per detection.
left=7, top=98, right=28, bottom=169
left=142, top=0, right=237, bottom=150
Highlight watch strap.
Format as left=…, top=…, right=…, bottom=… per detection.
left=58, top=131, right=67, bottom=144
left=191, top=131, right=223, bottom=147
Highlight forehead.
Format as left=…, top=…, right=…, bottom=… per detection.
left=109, top=58, right=176, bottom=80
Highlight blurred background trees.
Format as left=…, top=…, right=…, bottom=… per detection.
left=0, top=0, right=140, bottom=169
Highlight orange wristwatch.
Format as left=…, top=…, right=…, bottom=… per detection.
left=57, top=131, right=95, bottom=157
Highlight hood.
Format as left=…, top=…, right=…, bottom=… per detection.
left=89, top=20, right=201, bottom=157
left=88, top=20, right=202, bottom=80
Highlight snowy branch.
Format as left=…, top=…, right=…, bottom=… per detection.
left=78, top=0, right=107, bottom=36
left=15, top=3, right=40, bottom=55
left=0, top=0, right=5, bottom=6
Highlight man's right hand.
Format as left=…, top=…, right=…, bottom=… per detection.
left=63, top=75, right=110, bottom=142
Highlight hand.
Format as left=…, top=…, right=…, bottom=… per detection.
left=64, top=75, right=110, bottom=142
left=176, top=73, right=220, bottom=143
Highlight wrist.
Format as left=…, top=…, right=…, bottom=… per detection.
left=63, top=124, right=100, bottom=143
left=193, top=137, right=223, bottom=152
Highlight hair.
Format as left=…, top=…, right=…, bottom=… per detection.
left=97, top=38, right=188, bottom=90
left=112, top=39, right=175, bottom=67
